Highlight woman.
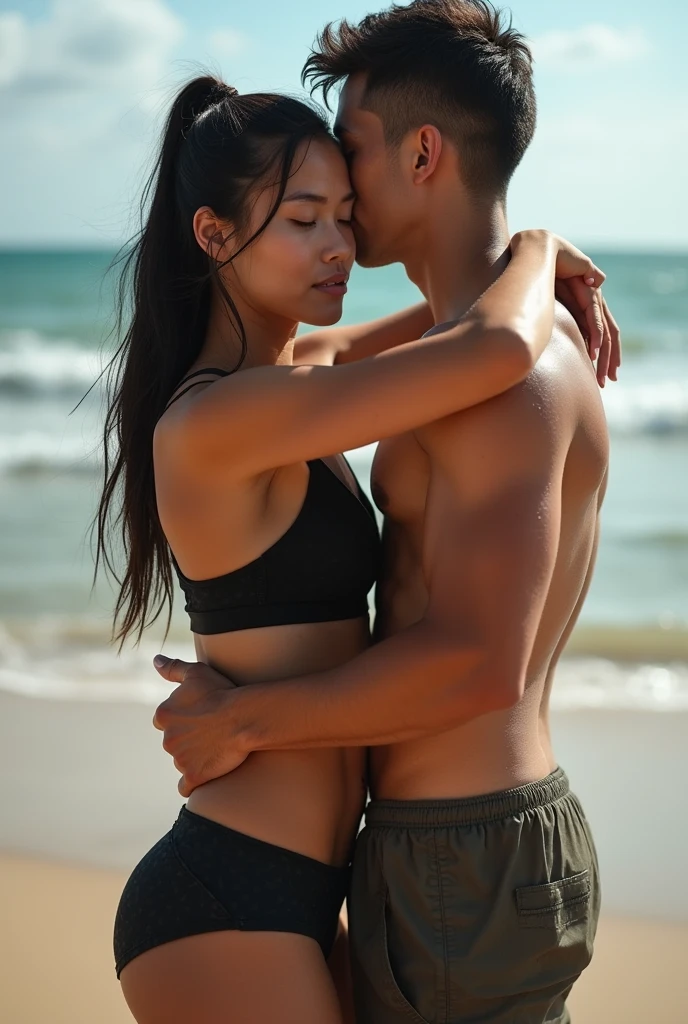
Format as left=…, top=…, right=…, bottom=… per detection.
left=98, top=76, right=607, bottom=1023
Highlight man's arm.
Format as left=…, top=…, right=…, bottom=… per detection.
left=292, top=302, right=434, bottom=366
left=235, top=377, right=565, bottom=749
left=155, top=373, right=568, bottom=789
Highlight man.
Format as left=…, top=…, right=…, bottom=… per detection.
left=154, top=2, right=618, bottom=1020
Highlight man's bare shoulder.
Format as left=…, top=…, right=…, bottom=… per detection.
left=418, top=312, right=605, bottom=470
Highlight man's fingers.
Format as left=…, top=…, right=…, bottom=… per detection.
left=154, top=657, right=239, bottom=693
left=171, top=752, right=203, bottom=793
left=152, top=699, right=170, bottom=731
left=177, top=767, right=207, bottom=798
left=152, top=680, right=201, bottom=731
left=153, top=654, right=191, bottom=684
left=178, top=776, right=195, bottom=799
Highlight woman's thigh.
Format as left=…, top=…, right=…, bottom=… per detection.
left=120, top=930, right=343, bottom=1024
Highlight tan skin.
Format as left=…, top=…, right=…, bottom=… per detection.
left=125, top=111, right=616, bottom=1022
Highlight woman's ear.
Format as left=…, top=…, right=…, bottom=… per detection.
left=192, top=206, right=233, bottom=261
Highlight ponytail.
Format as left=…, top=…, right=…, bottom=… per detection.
left=93, top=76, right=332, bottom=645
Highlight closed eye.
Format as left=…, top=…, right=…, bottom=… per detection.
left=291, top=220, right=316, bottom=228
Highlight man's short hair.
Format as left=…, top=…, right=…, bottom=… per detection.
left=302, top=0, right=536, bottom=197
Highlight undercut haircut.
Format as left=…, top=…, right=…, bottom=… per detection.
left=302, top=0, right=536, bottom=197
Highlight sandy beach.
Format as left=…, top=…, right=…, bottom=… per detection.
left=1, top=684, right=687, bottom=1022
left=2, top=853, right=687, bottom=1024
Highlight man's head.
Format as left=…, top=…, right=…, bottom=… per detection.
left=302, top=0, right=536, bottom=267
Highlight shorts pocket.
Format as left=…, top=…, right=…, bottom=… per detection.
left=516, top=868, right=591, bottom=931
left=350, top=878, right=432, bottom=1024
left=380, top=886, right=432, bottom=1024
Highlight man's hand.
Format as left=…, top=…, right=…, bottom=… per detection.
left=152, top=655, right=249, bottom=797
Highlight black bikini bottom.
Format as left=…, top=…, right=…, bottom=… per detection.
left=114, top=806, right=350, bottom=978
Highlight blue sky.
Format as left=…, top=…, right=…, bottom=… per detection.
left=1, top=0, right=686, bottom=248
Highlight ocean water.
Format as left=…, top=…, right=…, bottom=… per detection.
left=0, top=249, right=686, bottom=710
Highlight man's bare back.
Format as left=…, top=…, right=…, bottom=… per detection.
left=371, top=304, right=609, bottom=799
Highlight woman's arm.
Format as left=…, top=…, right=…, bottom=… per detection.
left=161, top=231, right=604, bottom=478
left=293, top=302, right=434, bottom=367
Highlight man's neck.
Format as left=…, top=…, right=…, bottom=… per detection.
left=403, top=200, right=511, bottom=325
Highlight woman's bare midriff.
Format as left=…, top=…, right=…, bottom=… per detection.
left=185, top=616, right=370, bottom=867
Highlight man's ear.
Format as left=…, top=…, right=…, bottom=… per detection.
left=410, top=125, right=443, bottom=184
left=192, top=206, right=235, bottom=262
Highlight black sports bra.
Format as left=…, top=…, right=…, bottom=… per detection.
left=165, top=368, right=381, bottom=635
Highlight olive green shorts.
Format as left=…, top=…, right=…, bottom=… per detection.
left=348, top=768, right=600, bottom=1024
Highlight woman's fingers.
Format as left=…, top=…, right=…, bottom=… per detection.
left=587, top=264, right=606, bottom=289
left=587, top=289, right=606, bottom=365
left=552, top=236, right=606, bottom=287
left=566, top=276, right=605, bottom=361
left=595, top=302, right=613, bottom=387
left=549, top=240, right=620, bottom=386
left=560, top=276, right=616, bottom=384
left=555, top=279, right=589, bottom=340
left=601, top=294, right=622, bottom=381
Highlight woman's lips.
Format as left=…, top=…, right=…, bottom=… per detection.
left=313, top=279, right=348, bottom=297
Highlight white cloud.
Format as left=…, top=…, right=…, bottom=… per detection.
left=207, top=28, right=250, bottom=60
left=0, top=0, right=187, bottom=243
left=532, top=24, right=651, bottom=72
left=0, top=0, right=183, bottom=96
left=509, top=103, right=688, bottom=247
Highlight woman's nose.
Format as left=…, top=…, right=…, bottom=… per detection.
left=323, top=223, right=354, bottom=264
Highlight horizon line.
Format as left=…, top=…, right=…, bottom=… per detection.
left=1, top=242, right=687, bottom=257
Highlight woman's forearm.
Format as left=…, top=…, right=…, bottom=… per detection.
left=333, top=302, right=435, bottom=364
left=463, top=229, right=557, bottom=368
left=293, top=302, right=434, bottom=367
left=177, top=232, right=596, bottom=477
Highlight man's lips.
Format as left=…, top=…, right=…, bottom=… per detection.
left=313, top=274, right=348, bottom=296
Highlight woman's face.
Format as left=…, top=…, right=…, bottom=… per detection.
left=222, top=138, right=356, bottom=328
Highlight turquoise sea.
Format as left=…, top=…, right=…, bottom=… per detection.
left=0, top=249, right=686, bottom=709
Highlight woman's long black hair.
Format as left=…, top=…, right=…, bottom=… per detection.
left=94, top=76, right=333, bottom=645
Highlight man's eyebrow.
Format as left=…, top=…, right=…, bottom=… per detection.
left=282, top=190, right=356, bottom=204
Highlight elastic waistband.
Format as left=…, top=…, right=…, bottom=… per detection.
left=365, top=767, right=570, bottom=829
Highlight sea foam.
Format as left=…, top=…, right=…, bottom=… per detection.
left=1, top=331, right=687, bottom=478
left=1, top=616, right=687, bottom=711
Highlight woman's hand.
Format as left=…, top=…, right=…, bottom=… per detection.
left=556, top=277, right=621, bottom=386
left=513, top=230, right=621, bottom=387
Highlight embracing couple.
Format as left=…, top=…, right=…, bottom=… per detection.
left=103, top=1, right=619, bottom=1022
